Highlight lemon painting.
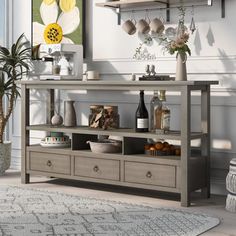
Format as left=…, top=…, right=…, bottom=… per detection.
left=32, top=0, right=84, bottom=45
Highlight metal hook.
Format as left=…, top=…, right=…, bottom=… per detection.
left=191, top=5, right=194, bottom=16
left=159, top=8, right=165, bottom=23
left=145, top=9, right=150, bottom=22
left=131, top=10, right=136, bottom=20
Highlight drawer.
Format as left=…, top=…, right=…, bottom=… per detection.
left=74, top=156, right=120, bottom=181
left=28, top=151, right=71, bottom=175
left=125, top=161, right=176, bottom=188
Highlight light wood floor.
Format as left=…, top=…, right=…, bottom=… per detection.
left=0, top=170, right=235, bottom=236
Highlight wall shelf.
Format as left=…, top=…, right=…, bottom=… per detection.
left=96, top=0, right=225, bottom=25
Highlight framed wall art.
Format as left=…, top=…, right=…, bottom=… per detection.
left=32, top=0, right=85, bottom=55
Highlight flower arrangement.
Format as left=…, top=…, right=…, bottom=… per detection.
left=133, top=26, right=191, bottom=60
left=167, top=31, right=191, bottom=56
left=133, top=7, right=191, bottom=60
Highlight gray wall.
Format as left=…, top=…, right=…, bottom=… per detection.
left=10, top=0, right=236, bottom=195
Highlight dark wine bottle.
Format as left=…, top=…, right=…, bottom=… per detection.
left=135, top=90, right=149, bottom=132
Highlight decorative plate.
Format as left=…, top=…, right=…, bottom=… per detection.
left=40, top=139, right=71, bottom=148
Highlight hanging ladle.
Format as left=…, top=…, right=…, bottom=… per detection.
left=190, top=5, right=196, bottom=34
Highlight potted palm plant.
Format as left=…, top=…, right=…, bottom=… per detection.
left=0, top=34, right=31, bottom=175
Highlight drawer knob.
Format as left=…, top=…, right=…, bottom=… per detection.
left=47, top=160, right=52, bottom=167
left=146, top=171, right=152, bottom=178
left=93, top=165, right=99, bottom=172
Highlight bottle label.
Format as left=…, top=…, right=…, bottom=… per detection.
left=137, top=118, right=149, bottom=129
left=161, top=113, right=170, bottom=130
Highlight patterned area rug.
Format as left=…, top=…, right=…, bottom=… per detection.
left=0, top=186, right=219, bottom=236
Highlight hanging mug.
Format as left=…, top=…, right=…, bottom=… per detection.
left=137, top=11, right=151, bottom=34
left=150, top=17, right=165, bottom=34
left=122, top=12, right=136, bottom=35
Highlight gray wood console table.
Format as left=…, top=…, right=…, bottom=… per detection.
left=19, top=80, right=218, bottom=207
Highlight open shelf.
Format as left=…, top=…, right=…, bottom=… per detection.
left=95, top=0, right=221, bottom=24
left=27, top=124, right=205, bottom=140
left=96, top=0, right=169, bottom=8
left=96, top=0, right=212, bottom=8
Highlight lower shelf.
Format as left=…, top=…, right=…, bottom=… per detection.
left=27, top=145, right=181, bottom=164
left=26, top=145, right=207, bottom=195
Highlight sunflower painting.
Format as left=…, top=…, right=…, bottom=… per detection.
left=32, top=0, right=84, bottom=46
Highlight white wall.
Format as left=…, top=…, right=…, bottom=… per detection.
left=11, top=0, right=236, bottom=195
left=0, top=0, right=6, bottom=45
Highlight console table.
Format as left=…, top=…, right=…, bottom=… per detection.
left=19, top=80, right=218, bottom=207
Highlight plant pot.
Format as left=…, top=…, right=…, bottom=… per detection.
left=176, top=52, right=187, bottom=81
left=0, top=142, right=11, bottom=175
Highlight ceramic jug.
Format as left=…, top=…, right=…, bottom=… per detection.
left=64, top=101, right=77, bottom=127
left=175, top=52, right=187, bottom=81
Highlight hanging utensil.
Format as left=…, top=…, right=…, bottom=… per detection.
left=176, top=6, right=187, bottom=37
left=190, top=5, right=196, bottom=34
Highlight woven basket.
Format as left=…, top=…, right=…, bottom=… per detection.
left=226, top=194, right=236, bottom=213
left=226, top=158, right=236, bottom=212
left=226, top=159, right=236, bottom=194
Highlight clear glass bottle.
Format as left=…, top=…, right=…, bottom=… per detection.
left=150, top=91, right=161, bottom=132
left=159, top=90, right=170, bottom=133
left=153, top=90, right=170, bottom=134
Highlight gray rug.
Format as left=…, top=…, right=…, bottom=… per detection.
left=0, top=186, right=219, bottom=236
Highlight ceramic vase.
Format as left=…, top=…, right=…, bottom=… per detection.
left=175, top=52, right=187, bottom=81
left=64, top=101, right=77, bottom=127
left=51, top=113, right=63, bottom=126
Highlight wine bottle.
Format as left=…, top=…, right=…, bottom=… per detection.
left=135, top=90, right=149, bottom=132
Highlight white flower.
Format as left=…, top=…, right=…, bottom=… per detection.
left=43, top=0, right=55, bottom=5
left=33, top=1, right=80, bottom=45
left=60, top=0, right=76, bottom=13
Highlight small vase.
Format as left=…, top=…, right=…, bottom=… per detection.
left=64, top=101, right=77, bottom=127
left=175, top=52, right=187, bottom=81
left=51, top=113, right=63, bottom=126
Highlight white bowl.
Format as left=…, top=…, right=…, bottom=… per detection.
left=87, top=139, right=122, bottom=153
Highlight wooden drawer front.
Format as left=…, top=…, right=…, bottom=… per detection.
left=75, top=156, right=120, bottom=181
left=29, top=151, right=71, bottom=175
left=125, top=162, right=176, bottom=188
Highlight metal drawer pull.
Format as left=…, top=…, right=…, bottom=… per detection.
left=47, top=160, right=52, bottom=167
left=146, top=171, right=152, bottom=178
left=93, top=165, right=99, bottom=172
